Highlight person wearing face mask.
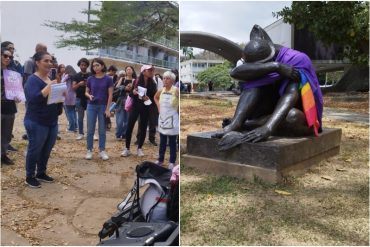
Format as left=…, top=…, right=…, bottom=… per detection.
left=1, top=48, right=21, bottom=166
left=23, top=51, right=60, bottom=188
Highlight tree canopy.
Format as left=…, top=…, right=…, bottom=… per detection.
left=196, top=62, right=235, bottom=90
left=274, top=1, right=369, bottom=65
left=44, top=1, right=179, bottom=50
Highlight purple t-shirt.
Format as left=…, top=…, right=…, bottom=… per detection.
left=87, top=75, right=113, bottom=105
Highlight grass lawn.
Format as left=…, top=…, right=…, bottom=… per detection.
left=180, top=95, right=369, bottom=245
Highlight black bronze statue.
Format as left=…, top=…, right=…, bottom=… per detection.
left=181, top=25, right=323, bottom=151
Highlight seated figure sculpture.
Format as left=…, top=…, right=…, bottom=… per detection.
left=213, top=25, right=323, bottom=151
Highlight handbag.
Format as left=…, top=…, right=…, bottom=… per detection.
left=124, top=79, right=137, bottom=112
left=124, top=95, right=133, bottom=112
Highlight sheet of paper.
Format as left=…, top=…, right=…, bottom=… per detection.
left=47, top=83, right=67, bottom=104
left=137, top=86, right=147, bottom=97
left=3, top=69, right=26, bottom=102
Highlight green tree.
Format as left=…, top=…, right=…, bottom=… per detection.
left=274, top=1, right=369, bottom=65
left=44, top=1, right=178, bottom=50
left=182, top=47, right=194, bottom=59
left=196, top=62, right=235, bottom=90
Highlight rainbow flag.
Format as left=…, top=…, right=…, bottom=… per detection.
left=299, top=71, right=320, bottom=136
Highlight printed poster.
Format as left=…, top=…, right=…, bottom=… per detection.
left=3, top=69, right=26, bottom=102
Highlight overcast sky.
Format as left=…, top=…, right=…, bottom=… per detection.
left=1, top=1, right=291, bottom=67
left=1, top=1, right=99, bottom=70
left=180, top=1, right=291, bottom=52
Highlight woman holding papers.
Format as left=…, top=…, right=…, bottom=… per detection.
left=121, top=64, right=157, bottom=157
left=23, top=51, right=60, bottom=188
left=84, top=58, right=113, bottom=161
left=1, top=48, right=20, bottom=166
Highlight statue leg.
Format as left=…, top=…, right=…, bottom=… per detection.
left=277, top=108, right=314, bottom=136
left=223, top=88, right=262, bottom=132
left=242, top=115, right=271, bottom=130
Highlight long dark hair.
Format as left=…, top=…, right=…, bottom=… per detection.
left=125, top=65, right=137, bottom=79
left=1, top=48, right=12, bottom=68
left=137, top=72, right=155, bottom=87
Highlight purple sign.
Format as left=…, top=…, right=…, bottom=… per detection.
left=3, top=69, right=25, bottom=102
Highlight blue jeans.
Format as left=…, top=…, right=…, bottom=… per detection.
left=24, top=119, right=58, bottom=178
left=86, top=104, right=106, bottom=151
left=115, top=107, right=129, bottom=138
left=158, top=133, right=177, bottom=163
left=75, top=98, right=85, bottom=135
left=64, top=105, right=77, bottom=131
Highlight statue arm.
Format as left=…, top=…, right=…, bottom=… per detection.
left=230, top=62, right=299, bottom=82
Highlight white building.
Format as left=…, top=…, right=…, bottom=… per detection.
left=180, top=59, right=224, bottom=90
left=98, top=37, right=179, bottom=71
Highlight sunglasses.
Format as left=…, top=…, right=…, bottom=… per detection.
left=2, top=54, right=13, bottom=59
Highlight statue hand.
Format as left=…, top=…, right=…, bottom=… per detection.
left=278, top=64, right=300, bottom=83
left=241, top=125, right=272, bottom=143
left=218, top=131, right=244, bottom=151
left=211, top=131, right=225, bottom=139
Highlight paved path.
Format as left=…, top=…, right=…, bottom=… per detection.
left=324, top=107, right=368, bottom=125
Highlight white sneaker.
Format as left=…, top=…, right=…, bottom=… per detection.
left=99, top=151, right=109, bottom=161
left=85, top=150, right=93, bottom=160
left=137, top=148, right=144, bottom=157
left=155, top=160, right=163, bottom=166
left=121, top=148, right=131, bottom=157
left=94, top=135, right=98, bottom=141
left=76, top=134, right=84, bottom=140
left=168, top=163, right=175, bottom=170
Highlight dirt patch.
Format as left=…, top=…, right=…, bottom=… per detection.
left=180, top=95, right=369, bottom=245
left=1, top=103, right=164, bottom=245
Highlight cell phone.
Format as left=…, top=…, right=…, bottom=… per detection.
left=50, top=68, right=57, bottom=80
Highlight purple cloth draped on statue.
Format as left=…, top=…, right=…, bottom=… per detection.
left=241, top=46, right=323, bottom=128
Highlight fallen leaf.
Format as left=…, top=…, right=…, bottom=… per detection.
left=274, top=190, right=292, bottom=196
left=321, top=176, right=332, bottom=181
left=336, top=168, right=347, bottom=172
left=345, top=159, right=352, bottom=162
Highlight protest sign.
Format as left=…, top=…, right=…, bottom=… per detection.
left=3, top=69, right=25, bottom=102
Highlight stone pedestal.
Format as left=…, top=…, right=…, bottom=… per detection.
left=182, top=128, right=342, bottom=183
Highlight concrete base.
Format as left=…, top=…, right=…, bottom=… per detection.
left=182, top=128, right=342, bottom=183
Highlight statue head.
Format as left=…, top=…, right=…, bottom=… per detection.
left=243, top=24, right=275, bottom=63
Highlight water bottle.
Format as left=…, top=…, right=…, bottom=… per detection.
left=109, top=102, right=117, bottom=112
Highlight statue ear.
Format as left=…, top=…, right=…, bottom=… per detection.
left=250, top=24, right=273, bottom=43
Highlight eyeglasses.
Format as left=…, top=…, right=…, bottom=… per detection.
left=2, top=54, right=14, bottom=60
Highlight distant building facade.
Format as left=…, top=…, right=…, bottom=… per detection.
left=89, top=37, right=179, bottom=75
left=180, top=59, right=224, bottom=90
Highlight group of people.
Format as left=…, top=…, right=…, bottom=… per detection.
left=1, top=41, right=180, bottom=188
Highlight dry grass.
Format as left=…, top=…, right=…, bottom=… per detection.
left=180, top=95, right=369, bottom=246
